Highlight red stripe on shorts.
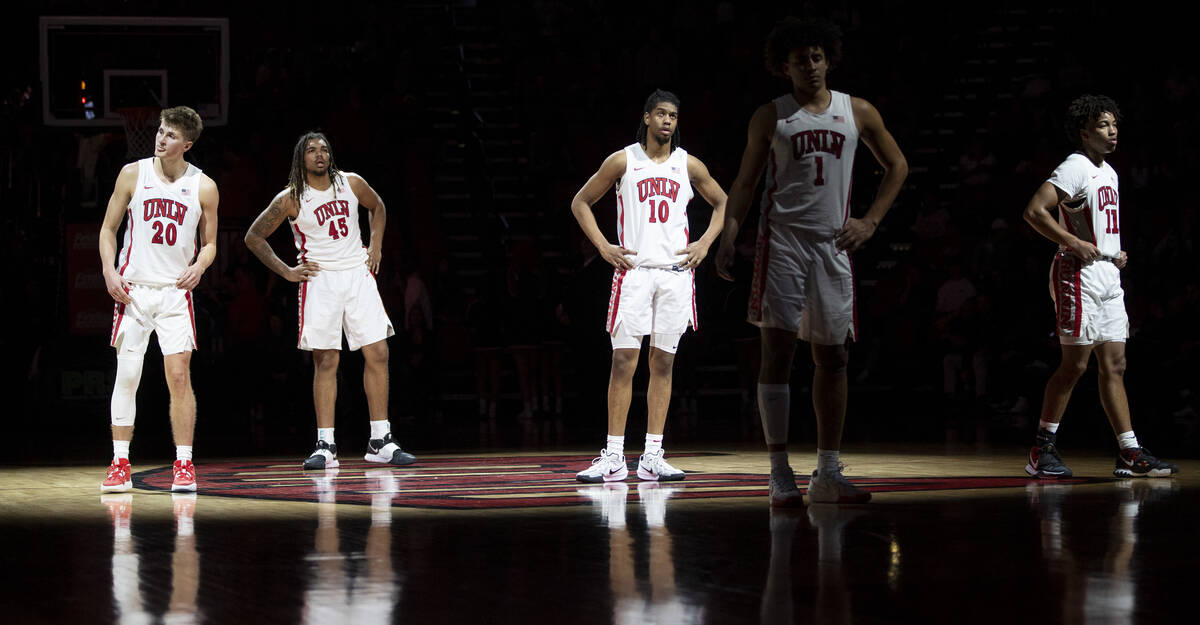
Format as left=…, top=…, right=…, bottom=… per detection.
left=606, top=269, right=626, bottom=333
left=186, top=291, right=197, bottom=349
left=297, top=281, right=308, bottom=348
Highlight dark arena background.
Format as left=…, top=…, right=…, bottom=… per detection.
left=2, top=2, right=1198, bottom=623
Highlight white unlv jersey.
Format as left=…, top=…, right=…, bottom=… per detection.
left=615, top=144, right=694, bottom=269
left=760, top=90, right=859, bottom=237
left=1047, top=152, right=1121, bottom=258
left=118, top=157, right=204, bottom=286
left=290, top=173, right=368, bottom=271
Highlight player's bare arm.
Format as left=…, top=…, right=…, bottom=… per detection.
left=836, top=97, right=908, bottom=252
left=1022, top=182, right=1102, bottom=262
left=716, top=102, right=775, bottom=280
left=245, top=190, right=319, bottom=282
left=99, top=162, right=139, bottom=304
left=348, top=173, right=386, bottom=274
left=570, top=150, right=636, bottom=270
left=675, top=155, right=727, bottom=270
left=176, top=174, right=219, bottom=291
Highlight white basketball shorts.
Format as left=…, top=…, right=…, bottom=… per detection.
left=110, top=284, right=197, bottom=356
left=1050, top=253, right=1127, bottom=345
left=748, top=223, right=857, bottom=345
left=298, top=266, right=395, bottom=351
left=605, top=266, right=696, bottom=348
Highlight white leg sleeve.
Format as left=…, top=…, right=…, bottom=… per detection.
left=757, top=383, right=790, bottom=445
left=111, top=354, right=144, bottom=427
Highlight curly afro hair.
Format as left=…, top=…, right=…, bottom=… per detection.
left=764, top=17, right=843, bottom=77
left=1064, top=95, right=1120, bottom=147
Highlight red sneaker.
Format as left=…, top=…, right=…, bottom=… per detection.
left=101, top=458, right=133, bottom=493
left=172, top=460, right=197, bottom=492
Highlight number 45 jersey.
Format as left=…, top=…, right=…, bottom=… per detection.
left=1048, top=152, right=1121, bottom=259
left=290, top=172, right=369, bottom=271
left=120, top=157, right=205, bottom=287
left=761, top=90, right=859, bottom=239
left=615, top=143, right=695, bottom=269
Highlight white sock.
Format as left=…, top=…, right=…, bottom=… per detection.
left=817, top=448, right=839, bottom=474
left=370, top=420, right=391, bottom=440
left=757, top=384, right=790, bottom=445
left=176, top=445, right=193, bottom=462
left=317, top=428, right=335, bottom=445
left=644, top=433, right=663, bottom=456
left=1038, top=420, right=1060, bottom=433
left=113, top=440, right=131, bottom=462
left=1116, top=430, right=1139, bottom=450
left=606, top=435, right=625, bottom=457
left=769, top=451, right=790, bottom=474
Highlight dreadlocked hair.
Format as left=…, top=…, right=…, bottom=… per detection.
left=635, top=89, right=682, bottom=153
left=1064, top=95, right=1120, bottom=147
left=764, top=17, right=843, bottom=76
left=288, top=131, right=342, bottom=205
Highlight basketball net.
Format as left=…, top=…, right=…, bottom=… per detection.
left=117, top=106, right=160, bottom=159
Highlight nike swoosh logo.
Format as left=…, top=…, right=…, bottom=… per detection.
left=785, top=115, right=802, bottom=123
left=633, top=166, right=645, bottom=171
left=144, top=186, right=153, bottom=189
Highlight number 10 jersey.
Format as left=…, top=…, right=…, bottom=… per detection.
left=290, top=172, right=368, bottom=271
left=615, top=143, right=694, bottom=269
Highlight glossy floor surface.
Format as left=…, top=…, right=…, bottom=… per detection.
left=2, top=449, right=1196, bottom=624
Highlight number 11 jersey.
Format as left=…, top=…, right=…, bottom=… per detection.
left=290, top=172, right=368, bottom=271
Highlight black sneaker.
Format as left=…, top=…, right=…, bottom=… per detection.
left=1025, top=442, right=1072, bottom=478
left=1114, top=447, right=1179, bottom=478
left=302, top=440, right=338, bottom=470
left=364, top=432, right=416, bottom=466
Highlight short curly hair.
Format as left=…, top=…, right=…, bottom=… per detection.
left=1064, top=95, right=1119, bottom=147
left=764, top=17, right=843, bottom=77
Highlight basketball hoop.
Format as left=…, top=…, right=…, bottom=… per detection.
left=117, top=106, right=160, bottom=159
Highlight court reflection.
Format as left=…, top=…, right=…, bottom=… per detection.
left=102, top=491, right=201, bottom=624
left=302, top=468, right=401, bottom=625
left=577, top=482, right=704, bottom=624
left=1027, top=478, right=1179, bottom=624
left=760, top=504, right=866, bottom=625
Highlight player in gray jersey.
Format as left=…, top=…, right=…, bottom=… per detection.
left=717, top=17, right=907, bottom=506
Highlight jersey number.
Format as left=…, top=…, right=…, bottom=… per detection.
left=813, top=156, right=825, bottom=186
left=647, top=200, right=669, bottom=223
left=328, top=217, right=349, bottom=240
left=1105, top=208, right=1119, bottom=234
left=150, top=221, right=177, bottom=246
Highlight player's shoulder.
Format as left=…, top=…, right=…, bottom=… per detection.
left=604, top=148, right=629, bottom=170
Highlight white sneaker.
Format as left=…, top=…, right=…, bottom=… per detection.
left=807, top=468, right=871, bottom=504
left=769, top=466, right=805, bottom=508
left=636, top=449, right=685, bottom=481
left=576, top=450, right=628, bottom=483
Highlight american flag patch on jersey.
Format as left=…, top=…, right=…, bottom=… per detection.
left=832, top=115, right=845, bottom=123
left=181, top=188, right=190, bottom=196
left=670, top=166, right=679, bottom=173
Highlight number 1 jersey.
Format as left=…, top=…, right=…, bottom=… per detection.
left=290, top=173, right=368, bottom=271
left=761, top=90, right=859, bottom=237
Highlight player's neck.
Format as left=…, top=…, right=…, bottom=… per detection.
left=642, top=139, right=672, bottom=162
left=154, top=156, right=188, bottom=182
left=305, top=172, right=332, bottom=191
left=793, top=86, right=831, bottom=113
left=1080, top=147, right=1107, bottom=167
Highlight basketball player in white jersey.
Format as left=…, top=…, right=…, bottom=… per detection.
left=716, top=18, right=908, bottom=505
left=99, top=106, right=219, bottom=493
left=1022, top=95, right=1178, bottom=479
left=571, top=90, right=727, bottom=483
left=245, top=132, right=415, bottom=470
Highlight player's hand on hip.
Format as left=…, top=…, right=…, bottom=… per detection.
left=104, top=270, right=133, bottom=304
left=601, top=243, right=636, bottom=270
left=176, top=265, right=206, bottom=291
left=1067, top=238, right=1101, bottom=263
left=1115, top=250, right=1128, bottom=269
left=365, top=246, right=381, bottom=274
left=288, top=261, right=320, bottom=282
left=835, top=218, right=876, bottom=251
left=715, top=240, right=735, bottom=281
left=674, top=241, right=709, bottom=271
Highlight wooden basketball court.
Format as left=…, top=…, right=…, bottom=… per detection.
left=2, top=448, right=1195, bottom=623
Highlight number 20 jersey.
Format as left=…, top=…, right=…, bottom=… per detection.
left=760, top=90, right=859, bottom=237
left=119, top=157, right=204, bottom=286
left=615, top=143, right=694, bottom=269
left=290, top=172, right=368, bottom=271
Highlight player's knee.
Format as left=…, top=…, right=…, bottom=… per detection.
left=812, top=345, right=849, bottom=373
left=363, top=342, right=389, bottom=367
left=313, top=350, right=340, bottom=373
left=1098, top=354, right=1126, bottom=377
left=164, top=366, right=191, bottom=392
left=1056, top=358, right=1088, bottom=381
left=611, top=350, right=639, bottom=378
left=648, top=352, right=675, bottom=378
left=114, top=355, right=144, bottom=391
